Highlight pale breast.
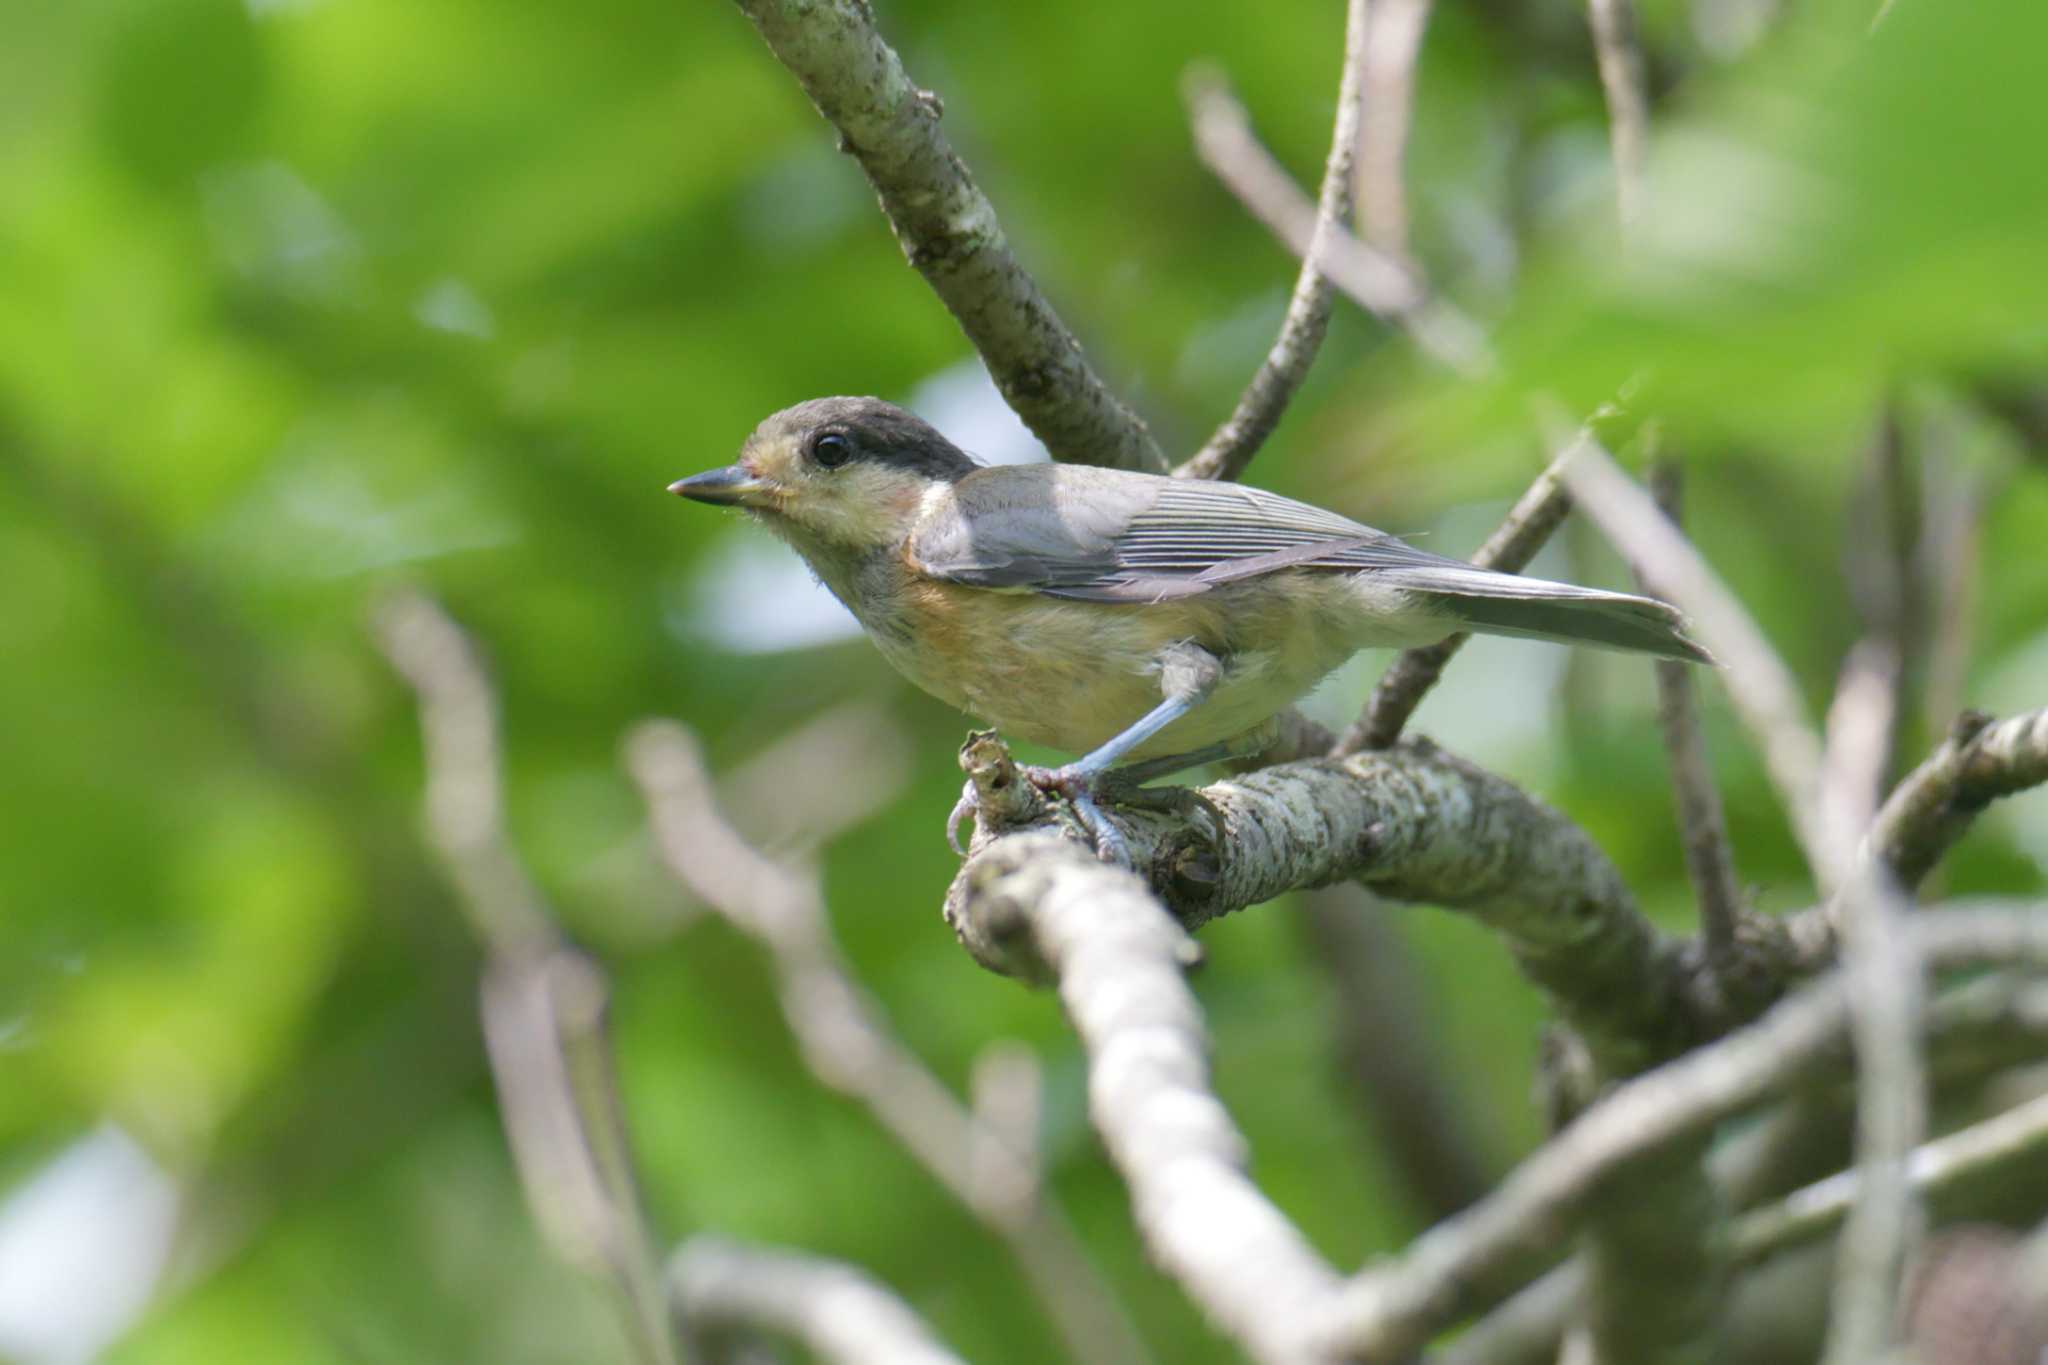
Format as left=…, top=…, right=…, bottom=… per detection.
left=881, top=571, right=1415, bottom=759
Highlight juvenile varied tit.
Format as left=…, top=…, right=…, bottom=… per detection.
left=673, top=396, right=1707, bottom=861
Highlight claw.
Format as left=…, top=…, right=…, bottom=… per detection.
left=947, top=780, right=979, bottom=856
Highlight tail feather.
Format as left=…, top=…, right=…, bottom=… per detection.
left=1417, top=578, right=1712, bottom=663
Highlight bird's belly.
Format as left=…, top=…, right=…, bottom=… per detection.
left=880, top=576, right=1398, bottom=759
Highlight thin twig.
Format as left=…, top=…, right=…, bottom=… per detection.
left=1310, top=907, right=2048, bottom=1361
left=1637, top=459, right=1746, bottom=974
left=1183, top=69, right=1492, bottom=376
left=1356, top=0, right=1438, bottom=264
left=1335, top=445, right=1575, bottom=754
left=1584, top=0, right=1651, bottom=233
left=627, top=722, right=1153, bottom=1365
left=1822, top=873, right=1926, bottom=1364
left=1441, top=1083, right=2048, bottom=1365
left=1561, top=437, right=1838, bottom=894
left=672, top=1237, right=967, bottom=1365
left=375, top=591, right=684, bottom=1365
left=730, top=0, right=1163, bottom=471
left=1175, top=0, right=1367, bottom=482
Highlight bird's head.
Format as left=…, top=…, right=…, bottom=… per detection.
left=670, top=397, right=978, bottom=557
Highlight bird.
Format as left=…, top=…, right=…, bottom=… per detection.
left=672, top=396, right=1708, bottom=862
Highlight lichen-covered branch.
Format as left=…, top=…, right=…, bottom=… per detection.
left=731, top=0, right=1163, bottom=472
left=671, top=1237, right=967, bottom=1365
left=948, top=834, right=1345, bottom=1365
left=1871, top=707, right=2048, bottom=892
left=952, top=733, right=1725, bottom=1081
left=1175, top=0, right=1366, bottom=483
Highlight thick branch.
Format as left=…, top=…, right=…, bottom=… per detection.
left=671, top=1237, right=967, bottom=1365
left=949, top=834, right=1344, bottom=1365
left=952, top=735, right=1719, bottom=1079
left=1176, top=0, right=1367, bottom=482
left=731, top=0, right=1163, bottom=471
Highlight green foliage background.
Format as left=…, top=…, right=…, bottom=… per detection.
left=2, top=0, right=2045, bottom=1360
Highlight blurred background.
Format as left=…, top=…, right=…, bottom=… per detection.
left=3, top=0, right=2045, bottom=1360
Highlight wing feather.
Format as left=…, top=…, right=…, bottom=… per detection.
left=907, top=466, right=1481, bottom=602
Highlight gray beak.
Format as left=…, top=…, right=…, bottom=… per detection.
left=668, top=465, right=771, bottom=506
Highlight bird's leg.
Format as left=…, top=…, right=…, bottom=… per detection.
left=1030, top=642, right=1224, bottom=865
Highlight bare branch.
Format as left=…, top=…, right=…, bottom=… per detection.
left=1175, top=0, right=1367, bottom=482
left=946, top=834, right=1344, bottom=1365
left=1823, top=874, right=1927, bottom=1364
left=1869, top=707, right=2048, bottom=893
left=1335, top=448, right=1575, bottom=754
left=1310, top=907, right=2048, bottom=1361
left=1182, top=69, right=1491, bottom=375
left=671, top=1237, right=967, bottom=1365
left=1584, top=0, right=1651, bottom=232
left=375, top=591, right=683, bottom=1365
left=1561, top=437, right=1838, bottom=893
left=730, top=0, right=1163, bottom=471
left=1356, top=0, right=1437, bottom=263
left=1442, top=1077, right=2048, bottom=1365
left=1736, top=1091, right=2048, bottom=1269
left=1637, top=460, right=1747, bottom=975
left=1299, top=887, right=1495, bottom=1220
left=627, top=721, right=1152, bottom=1365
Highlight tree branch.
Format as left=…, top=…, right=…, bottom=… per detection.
left=947, top=833, right=1345, bottom=1365
left=1356, top=0, right=1438, bottom=264
left=1182, top=69, right=1491, bottom=375
left=953, top=733, right=1726, bottom=1081
left=1584, top=0, right=1651, bottom=233
left=1335, top=449, right=1576, bottom=754
left=627, top=721, right=1151, bottom=1365
left=1310, top=908, right=2048, bottom=1362
left=1562, top=437, right=1838, bottom=893
left=375, top=591, right=685, bottom=1365
left=730, top=0, right=1163, bottom=472
left=1175, top=0, right=1367, bottom=482
left=671, top=1237, right=967, bottom=1365
left=1637, top=460, right=1748, bottom=983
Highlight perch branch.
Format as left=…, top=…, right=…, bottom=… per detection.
left=672, top=1237, right=966, bottom=1365
left=955, top=734, right=1726, bottom=1083
left=375, top=591, right=683, bottom=1365
left=948, top=834, right=1345, bottom=1365
left=1176, top=0, right=1368, bottom=482
left=730, top=0, right=1164, bottom=471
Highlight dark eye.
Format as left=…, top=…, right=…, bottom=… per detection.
left=811, top=432, right=853, bottom=469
